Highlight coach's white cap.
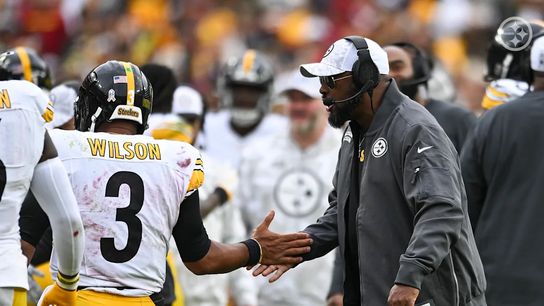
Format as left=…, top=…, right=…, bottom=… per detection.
left=46, top=83, right=77, bottom=129
left=277, top=69, right=321, bottom=98
left=300, top=36, right=389, bottom=77
left=172, top=85, right=203, bottom=116
left=531, top=35, right=544, bottom=72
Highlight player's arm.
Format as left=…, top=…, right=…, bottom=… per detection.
left=30, top=130, right=84, bottom=293
left=20, top=192, right=51, bottom=261
left=173, top=191, right=312, bottom=275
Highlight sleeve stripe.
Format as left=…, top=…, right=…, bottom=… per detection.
left=42, top=101, right=54, bottom=122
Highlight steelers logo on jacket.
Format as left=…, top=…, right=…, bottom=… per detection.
left=273, top=168, right=322, bottom=217
left=372, top=137, right=388, bottom=158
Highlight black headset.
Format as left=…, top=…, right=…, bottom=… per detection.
left=391, top=42, right=432, bottom=86
left=343, top=36, right=380, bottom=94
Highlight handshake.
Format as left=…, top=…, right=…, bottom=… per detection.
left=34, top=210, right=313, bottom=305
left=247, top=210, right=313, bottom=283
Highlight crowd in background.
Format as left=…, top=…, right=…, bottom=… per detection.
left=3, top=1, right=544, bottom=306
left=0, top=0, right=542, bottom=112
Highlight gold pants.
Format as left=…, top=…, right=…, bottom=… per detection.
left=77, top=290, right=155, bottom=306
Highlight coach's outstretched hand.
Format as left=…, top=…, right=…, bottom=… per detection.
left=251, top=210, right=312, bottom=265
left=251, top=264, right=293, bottom=283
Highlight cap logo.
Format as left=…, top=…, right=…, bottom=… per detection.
left=323, top=44, right=334, bottom=58
left=497, top=16, right=533, bottom=51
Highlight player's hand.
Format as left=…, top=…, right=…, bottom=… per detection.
left=387, top=284, right=419, bottom=306
left=250, top=264, right=292, bottom=283
left=251, top=210, right=312, bottom=265
left=37, top=282, right=77, bottom=306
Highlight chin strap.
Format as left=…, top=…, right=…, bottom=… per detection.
left=89, top=107, right=103, bottom=132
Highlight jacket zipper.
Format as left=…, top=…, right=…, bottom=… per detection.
left=410, top=167, right=420, bottom=184
left=449, top=253, right=460, bottom=306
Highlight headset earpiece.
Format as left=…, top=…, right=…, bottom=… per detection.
left=344, top=36, right=380, bottom=93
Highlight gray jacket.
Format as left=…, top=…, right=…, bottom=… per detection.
left=302, top=81, right=486, bottom=306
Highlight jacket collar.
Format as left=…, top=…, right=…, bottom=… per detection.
left=359, top=79, right=404, bottom=135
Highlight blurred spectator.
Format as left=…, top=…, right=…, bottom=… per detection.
left=384, top=42, right=476, bottom=153
left=238, top=70, right=340, bottom=306
left=141, top=63, right=177, bottom=113
left=0, top=0, right=524, bottom=115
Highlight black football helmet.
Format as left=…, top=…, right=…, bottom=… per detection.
left=0, top=47, right=53, bottom=89
left=484, top=21, right=544, bottom=82
left=75, top=60, right=153, bottom=133
left=217, top=49, right=274, bottom=127
left=218, top=49, right=274, bottom=105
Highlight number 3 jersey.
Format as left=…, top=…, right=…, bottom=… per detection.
left=48, top=129, right=204, bottom=295
left=0, top=80, right=53, bottom=289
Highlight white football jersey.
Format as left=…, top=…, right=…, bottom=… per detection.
left=0, top=80, right=53, bottom=289
left=238, top=126, right=341, bottom=306
left=174, top=153, right=258, bottom=306
left=48, top=129, right=204, bottom=296
left=203, top=110, right=287, bottom=169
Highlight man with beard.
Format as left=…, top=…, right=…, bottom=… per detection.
left=252, top=36, right=486, bottom=306
left=384, top=43, right=476, bottom=153
left=327, top=42, right=478, bottom=306
left=237, top=70, right=340, bottom=306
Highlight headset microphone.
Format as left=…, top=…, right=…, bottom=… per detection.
left=323, top=86, right=368, bottom=107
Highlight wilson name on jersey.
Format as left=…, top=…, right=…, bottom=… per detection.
left=0, top=80, right=52, bottom=289
left=48, top=129, right=204, bottom=295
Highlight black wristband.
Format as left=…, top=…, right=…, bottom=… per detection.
left=241, top=238, right=262, bottom=266
left=214, top=187, right=229, bottom=206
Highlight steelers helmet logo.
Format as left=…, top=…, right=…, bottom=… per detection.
left=273, top=169, right=322, bottom=217
left=372, top=137, right=388, bottom=158
left=497, top=17, right=533, bottom=51
left=323, top=44, right=334, bottom=58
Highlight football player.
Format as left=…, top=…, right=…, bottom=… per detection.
left=150, top=85, right=259, bottom=306
left=20, top=60, right=311, bottom=306
left=204, top=49, right=287, bottom=168
left=481, top=21, right=544, bottom=110
left=0, top=77, right=84, bottom=305
left=20, top=80, right=82, bottom=305
left=0, top=47, right=53, bottom=91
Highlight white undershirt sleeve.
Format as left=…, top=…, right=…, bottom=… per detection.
left=30, top=157, right=84, bottom=277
